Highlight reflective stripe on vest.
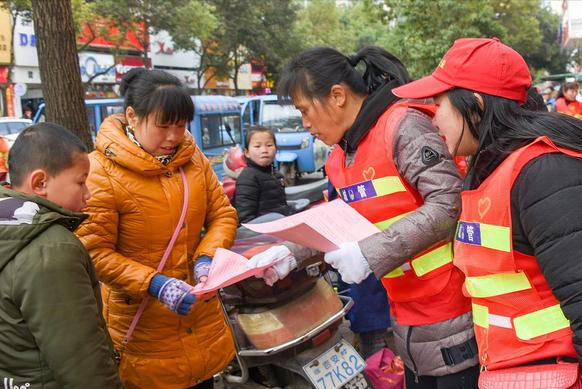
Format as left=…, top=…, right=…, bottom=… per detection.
left=384, top=242, right=453, bottom=278
left=456, top=221, right=511, bottom=252
left=337, top=176, right=406, bottom=204
left=472, top=303, right=570, bottom=340
left=465, top=272, right=532, bottom=298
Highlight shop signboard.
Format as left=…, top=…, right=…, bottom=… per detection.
left=78, top=20, right=147, bottom=52
left=13, top=15, right=38, bottom=67
left=79, top=52, right=116, bottom=84
left=115, top=55, right=149, bottom=82
left=149, top=31, right=199, bottom=89
left=0, top=8, right=11, bottom=64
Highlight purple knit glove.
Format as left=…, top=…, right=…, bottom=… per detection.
left=194, top=256, right=212, bottom=284
left=149, top=275, right=196, bottom=315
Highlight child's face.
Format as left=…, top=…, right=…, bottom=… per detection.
left=44, top=152, right=91, bottom=212
left=245, top=132, right=276, bottom=167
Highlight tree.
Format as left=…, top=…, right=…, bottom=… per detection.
left=294, top=0, right=354, bottom=53
left=165, top=0, right=222, bottom=94
left=88, top=0, right=183, bottom=63
left=343, top=0, right=391, bottom=51
left=208, top=0, right=300, bottom=94
left=31, top=0, right=91, bottom=148
left=381, top=0, right=507, bottom=78
left=523, top=4, right=574, bottom=76
left=380, top=0, right=552, bottom=79
left=487, top=0, right=542, bottom=56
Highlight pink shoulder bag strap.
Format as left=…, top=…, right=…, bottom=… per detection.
left=122, top=166, right=190, bottom=347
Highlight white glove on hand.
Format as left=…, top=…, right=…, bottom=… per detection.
left=246, top=245, right=298, bottom=286
left=324, top=242, right=373, bottom=284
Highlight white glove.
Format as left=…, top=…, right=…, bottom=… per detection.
left=324, top=242, right=372, bottom=284
left=246, top=245, right=298, bottom=286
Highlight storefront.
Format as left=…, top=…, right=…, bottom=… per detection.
left=12, top=14, right=42, bottom=117
left=204, top=63, right=252, bottom=96
left=79, top=51, right=117, bottom=98
left=149, top=31, right=199, bottom=92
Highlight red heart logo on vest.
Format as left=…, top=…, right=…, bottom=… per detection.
left=478, top=197, right=491, bottom=219
left=363, top=167, right=376, bottom=181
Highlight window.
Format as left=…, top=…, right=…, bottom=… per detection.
left=251, top=100, right=261, bottom=124
left=200, top=113, right=242, bottom=149
left=262, top=101, right=303, bottom=132
left=242, top=104, right=252, bottom=131
left=0, top=121, right=30, bottom=136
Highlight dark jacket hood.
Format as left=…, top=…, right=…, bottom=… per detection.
left=0, top=186, right=86, bottom=272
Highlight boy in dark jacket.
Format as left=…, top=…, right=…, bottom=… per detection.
left=0, top=123, right=123, bottom=389
left=234, top=126, right=294, bottom=223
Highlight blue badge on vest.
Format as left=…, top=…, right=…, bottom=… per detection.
left=456, top=221, right=481, bottom=245
left=338, top=180, right=377, bottom=203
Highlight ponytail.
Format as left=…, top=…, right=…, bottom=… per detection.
left=278, top=46, right=409, bottom=101
left=353, top=47, right=411, bottom=94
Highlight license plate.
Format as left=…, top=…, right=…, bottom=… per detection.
left=303, top=339, right=366, bottom=389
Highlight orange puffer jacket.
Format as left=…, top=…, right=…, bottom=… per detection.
left=77, top=114, right=237, bottom=389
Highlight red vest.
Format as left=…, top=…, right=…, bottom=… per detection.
left=453, top=136, right=578, bottom=370
left=326, top=101, right=470, bottom=325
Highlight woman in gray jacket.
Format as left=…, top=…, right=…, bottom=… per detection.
left=247, top=46, right=478, bottom=389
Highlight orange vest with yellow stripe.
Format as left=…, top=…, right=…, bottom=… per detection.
left=326, top=101, right=470, bottom=325
left=453, top=136, right=578, bottom=370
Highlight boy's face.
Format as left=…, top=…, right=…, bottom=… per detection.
left=44, top=152, right=91, bottom=212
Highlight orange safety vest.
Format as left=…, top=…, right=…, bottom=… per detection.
left=453, top=136, right=578, bottom=370
left=326, top=101, right=470, bottom=325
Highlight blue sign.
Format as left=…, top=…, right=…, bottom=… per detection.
left=456, top=221, right=482, bottom=245
left=338, top=180, right=377, bottom=203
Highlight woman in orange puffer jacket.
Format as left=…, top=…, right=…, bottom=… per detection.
left=77, top=69, right=237, bottom=389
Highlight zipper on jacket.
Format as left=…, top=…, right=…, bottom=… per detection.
left=406, top=326, right=419, bottom=383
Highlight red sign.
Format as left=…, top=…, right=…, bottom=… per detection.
left=0, top=66, right=7, bottom=84
left=77, top=19, right=148, bottom=52
left=115, top=55, right=150, bottom=82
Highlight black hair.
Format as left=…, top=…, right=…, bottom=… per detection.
left=9, top=122, right=88, bottom=187
left=523, top=87, right=547, bottom=112
left=277, top=46, right=411, bottom=103
left=447, top=88, right=582, bottom=188
left=120, top=68, right=194, bottom=125
left=244, top=126, right=276, bottom=149
left=557, top=81, right=580, bottom=100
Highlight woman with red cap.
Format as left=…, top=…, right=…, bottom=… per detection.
left=394, top=37, right=582, bottom=388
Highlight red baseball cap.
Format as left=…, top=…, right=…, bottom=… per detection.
left=393, top=38, right=532, bottom=104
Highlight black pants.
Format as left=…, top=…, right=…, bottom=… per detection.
left=405, top=365, right=480, bottom=389
left=186, top=378, right=214, bottom=389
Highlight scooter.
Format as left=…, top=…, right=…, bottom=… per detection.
left=214, top=232, right=373, bottom=389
